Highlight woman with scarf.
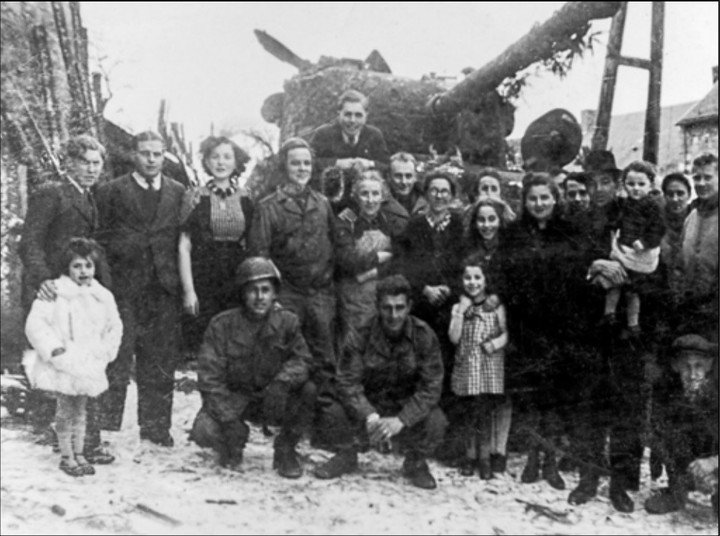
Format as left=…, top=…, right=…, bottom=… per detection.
left=178, top=136, right=253, bottom=351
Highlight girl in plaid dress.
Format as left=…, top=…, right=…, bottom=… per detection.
left=448, top=256, right=508, bottom=479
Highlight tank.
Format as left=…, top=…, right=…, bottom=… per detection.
left=255, top=2, right=621, bottom=168
left=256, top=31, right=514, bottom=168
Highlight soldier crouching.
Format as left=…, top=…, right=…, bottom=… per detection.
left=314, top=275, right=447, bottom=489
left=190, top=257, right=316, bottom=478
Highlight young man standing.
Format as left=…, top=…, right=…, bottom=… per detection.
left=95, top=131, right=185, bottom=447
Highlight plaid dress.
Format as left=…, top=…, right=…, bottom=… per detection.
left=451, top=303, right=504, bottom=396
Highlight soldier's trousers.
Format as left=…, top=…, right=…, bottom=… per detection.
left=277, top=285, right=336, bottom=385
left=96, top=287, right=180, bottom=438
left=191, top=382, right=316, bottom=451
left=318, top=398, right=447, bottom=458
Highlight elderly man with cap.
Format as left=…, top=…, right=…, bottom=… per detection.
left=645, top=334, right=718, bottom=515
left=190, top=257, right=316, bottom=478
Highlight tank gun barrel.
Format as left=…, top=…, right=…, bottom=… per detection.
left=254, top=29, right=311, bottom=71
left=428, top=1, right=622, bottom=115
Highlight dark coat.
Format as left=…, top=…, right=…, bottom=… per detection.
left=95, top=174, right=185, bottom=298
left=337, top=315, right=444, bottom=427
left=615, top=196, right=665, bottom=249
left=497, top=213, right=595, bottom=393
left=248, top=187, right=335, bottom=291
left=395, top=212, right=465, bottom=309
left=310, top=122, right=390, bottom=173
left=198, top=304, right=312, bottom=423
left=20, top=180, right=107, bottom=307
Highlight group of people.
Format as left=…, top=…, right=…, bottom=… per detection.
left=19, top=89, right=717, bottom=517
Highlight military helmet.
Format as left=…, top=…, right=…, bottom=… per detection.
left=235, top=257, right=282, bottom=289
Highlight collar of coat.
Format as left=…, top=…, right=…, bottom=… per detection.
left=365, top=315, right=415, bottom=357
left=227, top=302, right=286, bottom=344
left=276, top=186, right=324, bottom=215
left=54, top=275, right=106, bottom=301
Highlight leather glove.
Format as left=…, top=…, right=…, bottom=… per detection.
left=262, top=381, right=290, bottom=426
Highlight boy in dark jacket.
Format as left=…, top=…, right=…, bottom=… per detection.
left=645, top=334, right=718, bottom=515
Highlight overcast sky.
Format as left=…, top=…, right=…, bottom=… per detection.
left=82, top=2, right=718, bottom=152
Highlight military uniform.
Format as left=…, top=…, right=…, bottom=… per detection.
left=248, top=187, right=337, bottom=382
left=191, top=303, right=315, bottom=455
left=319, top=315, right=447, bottom=457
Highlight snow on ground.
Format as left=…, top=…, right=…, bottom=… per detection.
left=1, top=373, right=717, bottom=535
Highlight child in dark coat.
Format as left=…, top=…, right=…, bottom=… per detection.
left=645, top=334, right=718, bottom=515
left=604, top=161, right=665, bottom=335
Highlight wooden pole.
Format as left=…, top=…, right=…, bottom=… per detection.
left=642, top=2, right=664, bottom=164
left=428, top=2, right=622, bottom=115
left=591, top=2, right=627, bottom=151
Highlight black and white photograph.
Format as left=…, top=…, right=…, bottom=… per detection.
left=0, top=2, right=718, bottom=534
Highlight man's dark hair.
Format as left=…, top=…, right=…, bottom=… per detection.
left=57, top=237, right=104, bottom=276
left=621, top=160, right=656, bottom=184
left=692, top=153, right=718, bottom=169
left=377, top=275, right=412, bottom=303
left=133, top=131, right=165, bottom=150
left=661, top=172, right=692, bottom=196
left=563, top=171, right=593, bottom=190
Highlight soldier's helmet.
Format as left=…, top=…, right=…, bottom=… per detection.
left=235, top=257, right=282, bottom=289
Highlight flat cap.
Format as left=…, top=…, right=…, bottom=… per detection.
left=672, top=334, right=718, bottom=358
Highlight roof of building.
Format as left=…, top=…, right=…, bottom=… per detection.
left=601, top=101, right=695, bottom=170
left=677, top=83, right=718, bottom=126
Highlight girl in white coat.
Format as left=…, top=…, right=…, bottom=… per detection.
left=24, top=238, right=122, bottom=477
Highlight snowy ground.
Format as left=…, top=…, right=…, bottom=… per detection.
left=1, top=373, right=717, bottom=535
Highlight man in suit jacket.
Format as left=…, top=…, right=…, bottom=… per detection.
left=20, top=134, right=106, bottom=310
left=20, top=134, right=116, bottom=460
left=310, top=89, right=390, bottom=175
left=95, top=131, right=185, bottom=447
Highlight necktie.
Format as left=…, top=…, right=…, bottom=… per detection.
left=146, top=177, right=155, bottom=190
left=84, top=189, right=98, bottom=229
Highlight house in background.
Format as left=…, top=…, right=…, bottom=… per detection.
left=676, top=67, right=718, bottom=169
left=580, top=66, right=718, bottom=175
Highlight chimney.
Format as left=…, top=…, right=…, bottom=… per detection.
left=713, top=65, right=718, bottom=84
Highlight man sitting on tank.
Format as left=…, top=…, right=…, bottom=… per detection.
left=310, top=89, right=390, bottom=175
left=190, top=257, right=316, bottom=479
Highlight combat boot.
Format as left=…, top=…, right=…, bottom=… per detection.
left=314, top=448, right=359, bottom=479
left=521, top=446, right=541, bottom=484
left=542, top=451, right=565, bottom=490
left=403, top=453, right=437, bottom=490
left=568, top=471, right=599, bottom=505
left=273, top=447, right=303, bottom=479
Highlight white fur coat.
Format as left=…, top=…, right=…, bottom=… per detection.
left=23, top=275, right=123, bottom=397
